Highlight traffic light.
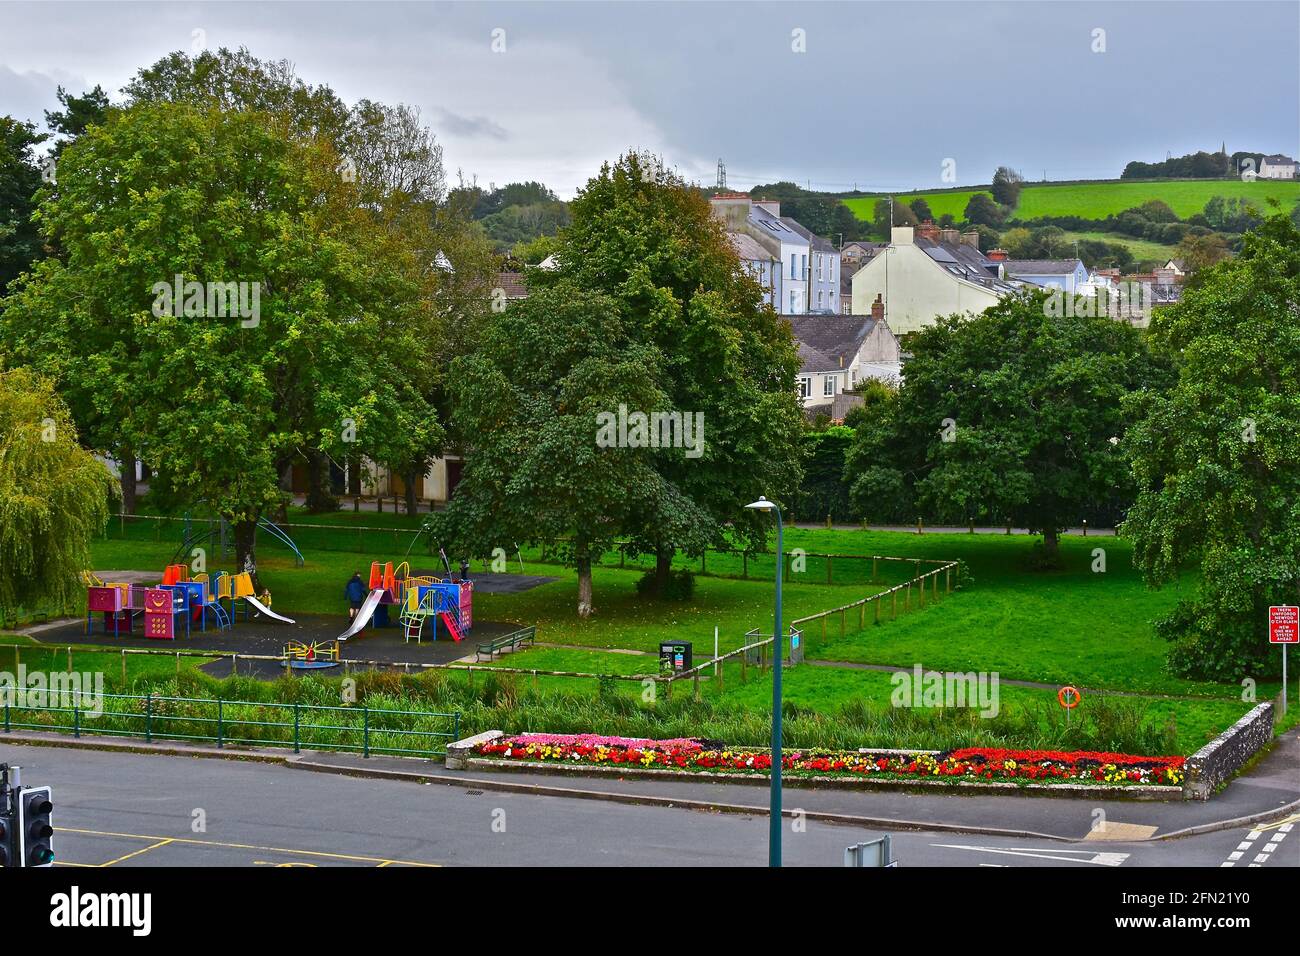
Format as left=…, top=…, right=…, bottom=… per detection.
left=0, top=804, right=12, bottom=868
left=17, top=786, right=53, bottom=868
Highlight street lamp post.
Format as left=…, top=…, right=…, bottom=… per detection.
left=745, top=495, right=783, bottom=867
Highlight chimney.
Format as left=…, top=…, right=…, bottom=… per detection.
left=709, top=192, right=752, bottom=228
left=754, top=199, right=781, bottom=217
left=939, top=227, right=960, bottom=246
left=871, top=293, right=884, bottom=322
left=915, top=219, right=940, bottom=242
left=890, top=225, right=914, bottom=245
left=987, top=248, right=1009, bottom=262
left=960, top=230, right=981, bottom=249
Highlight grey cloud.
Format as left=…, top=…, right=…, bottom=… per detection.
left=431, top=107, right=508, bottom=141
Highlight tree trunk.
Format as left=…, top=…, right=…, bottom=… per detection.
left=304, top=449, right=336, bottom=513
left=654, top=548, right=674, bottom=597
left=233, top=517, right=262, bottom=593
left=576, top=547, right=594, bottom=618
left=118, top=447, right=137, bottom=515
left=347, top=453, right=362, bottom=496
left=1043, top=526, right=1060, bottom=565
left=403, top=464, right=419, bottom=515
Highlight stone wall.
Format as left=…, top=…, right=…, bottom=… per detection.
left=1183, top=702, right=1274, bottom=800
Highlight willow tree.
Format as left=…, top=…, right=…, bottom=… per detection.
left=0, top=367, right=115, bottom=617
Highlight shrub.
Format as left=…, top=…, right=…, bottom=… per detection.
left=635, top=568, right=696, bottom=601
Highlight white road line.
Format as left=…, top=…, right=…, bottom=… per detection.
left=930, top=844, right=1128, bottom=866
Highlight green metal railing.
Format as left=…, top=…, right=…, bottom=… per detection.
left=2, top=691, right=460, bottom=758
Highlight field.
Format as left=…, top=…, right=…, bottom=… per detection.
left=12, top=519, right=1286, bottom=756
left=843, top=178, right=1300, bottom=226
left=1058, top=230, right=1178, bottom=262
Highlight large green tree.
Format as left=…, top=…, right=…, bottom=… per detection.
left=0, top=116, right=48, bottom=295
left=122, top=49, right=463, bottom=513
left=0, top=367, right=115, bottom=617
left=437, top=281, right=668, bottom=615
left=846, top=291, right=1164, bottom=563
left=531, top=153, right=805, bottom=593
left=1, top=99, right=431, bottom=586
left=1123, top=213, right=1300, bottom=680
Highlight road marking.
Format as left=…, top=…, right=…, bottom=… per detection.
left=931, top=843, right=1128, bottom=866
left=58, top=827, right=440, bottom=867
left=99, top=838, right=175, bottom=867
left=1226, top=821, right=1292, bottom=867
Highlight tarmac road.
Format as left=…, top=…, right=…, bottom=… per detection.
left=3, top=742, right=1296, bottom=868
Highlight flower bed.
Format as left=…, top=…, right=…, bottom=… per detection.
left=474, top=734, right=1186, bottom=787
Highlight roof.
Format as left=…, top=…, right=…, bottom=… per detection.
left=1262, top=154, right=1296, bottom=165
left=842, top=241, right=885, bottom=254
left=1002, top=259, right=1085, bottom=276
left=780, top=217, right=837, bottom=253
left=728, top=232, right=775, bottom=263
left=786, top=313, right=883, bottom=373
left=494, top=272, right=528, bottom=298
left=914, top=237, right=1025, bottom=294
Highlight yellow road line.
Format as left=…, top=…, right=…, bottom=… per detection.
left=59, top=827, right=440, bottom=867
left=1256, top=814, right=1300, bottom=831
left=100, top=838, right=175, bottom=867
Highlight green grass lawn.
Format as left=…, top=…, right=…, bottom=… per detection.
left=842, top=178, right=1300, bottom=226
left=1059, top=230, right=1177, bottom=263
left=713, top=662, right=1250, bottom=756
left=74, top=523, right=1288, bottom=751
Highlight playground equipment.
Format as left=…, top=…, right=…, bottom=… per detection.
left=84, top=564, right=294, bottom=640
left=336, top=560, right=472, bottom=642
left=172, top=513, right=305, bottom=568
left=283, top=640, right=341, bottom=670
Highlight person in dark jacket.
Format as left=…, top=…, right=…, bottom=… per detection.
left=345, top=572, right=365, bottom=619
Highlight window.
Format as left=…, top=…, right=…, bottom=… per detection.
left=823, top=375, right=835, bottom=397
left=789, top=289, right=798, bottom=313
left=817, top=290, right=825, bottom=310
left=801, top=254, right=807, bottom=279
left=817, top=254, right=823, bottom=280
left=798, top=377, right=811, bottom=399
left=790, top=253, right=797, bottom=279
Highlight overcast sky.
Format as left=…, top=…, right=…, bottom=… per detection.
left=2, top=1, right=1296, bottom=197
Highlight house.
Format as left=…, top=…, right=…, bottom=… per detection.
left=783, top=221, right=840, bottom=314
left=850, top=224, right=1025, bottom=335
left=998, top=258, right=1090, bottom=295
left=493, top=271, right=529, bottom=302
left=840, top=240, right=886, bottom=272
left=711, top=193, right=840, bottom=314
left=1258, top=154, right=1297, bottom=179
left=727, top=231, right=782, bottom=309
left=787, top=296, right=902, bottom=412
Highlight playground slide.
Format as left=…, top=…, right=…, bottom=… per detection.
left=337, top=589, right=384, bottom=641
left=244, top=595, right=296, bottom=625
left=439, top=611, right=464, bottom=642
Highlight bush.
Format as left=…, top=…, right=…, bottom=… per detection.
left=635, top=568, right=696, bottom=601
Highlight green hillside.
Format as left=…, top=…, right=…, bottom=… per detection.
left=843, top=189, right=987, bottom=222
left=844, top=178, right=1300, bottom=224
